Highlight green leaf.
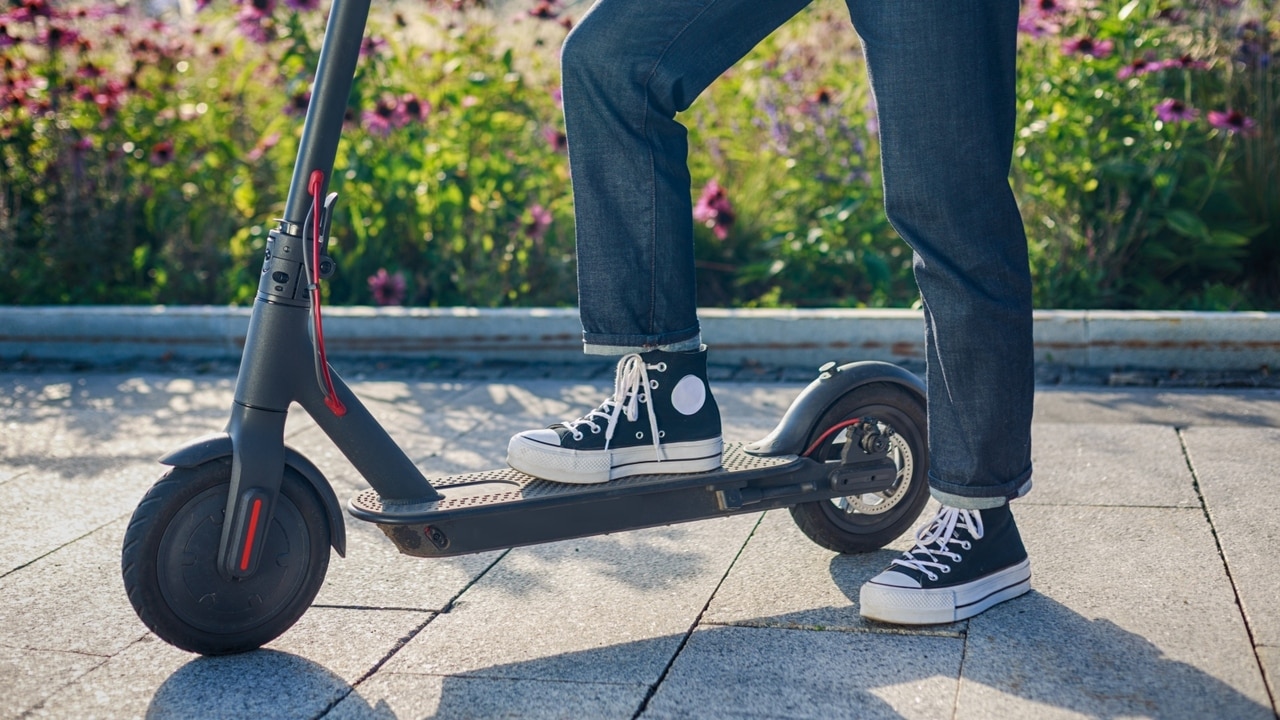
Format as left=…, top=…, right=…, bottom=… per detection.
left=1163, top=210, right=1209, bottom=240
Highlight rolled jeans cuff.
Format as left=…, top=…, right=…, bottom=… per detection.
left=928, top=468, right=1033, bottom=510
left=583, top=328, right=702, bottom=356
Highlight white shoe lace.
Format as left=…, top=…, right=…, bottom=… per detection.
left=889, top=506, right=984, bottom=582
left=562, top=354, right=667, bottom=460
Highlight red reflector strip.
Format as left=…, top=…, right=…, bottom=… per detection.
left=239, top=498, right=263, bottom=572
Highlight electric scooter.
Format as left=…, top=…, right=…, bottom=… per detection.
left=120, top=0, right=931, bottom=656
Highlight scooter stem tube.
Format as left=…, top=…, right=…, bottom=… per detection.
left=219, top=0, right=439, bottom=576
left=282, top=0, right=371, bottom=223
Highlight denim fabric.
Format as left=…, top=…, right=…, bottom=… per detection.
left=560, top=0, right=1034, bottom=504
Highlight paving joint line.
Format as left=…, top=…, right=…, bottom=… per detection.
left=313, top=548, right=513, bottom=720
left=15, top=632, right=147, bottom=720
left=0, top=515, right=125, bottom=581
left=630, top=511, right=768, bottom=719
left=309, top=604, right=443, bottom=614
left=696, top=618, right=965, bottom=639
left=1176, top=427, right=1280, bottom=717
left=950, top=624, right=971, bottom=720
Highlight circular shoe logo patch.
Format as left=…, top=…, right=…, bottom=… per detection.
left=671, top=375, right=707, bottom=416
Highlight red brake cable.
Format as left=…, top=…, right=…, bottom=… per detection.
left=308, top=169, right=346, bottom=417
left=802, top=417, right=862, bottom=458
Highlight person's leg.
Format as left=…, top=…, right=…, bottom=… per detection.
left=845, top=0, right=1034, bottom=624
left=561, top=0, right=811, bottom=353
left=508, top=0, right=812, bottom=484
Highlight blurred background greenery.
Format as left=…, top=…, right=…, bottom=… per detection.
left=1, top=0, right=1275, bottom=309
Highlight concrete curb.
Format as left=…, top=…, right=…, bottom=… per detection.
left=1, top=305, right=1277, bottom=371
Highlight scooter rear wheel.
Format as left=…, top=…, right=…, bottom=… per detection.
left=789, top=382, right=929, bottom=553
left=121, top=458, right=330, bottom=655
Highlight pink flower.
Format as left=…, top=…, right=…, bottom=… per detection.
left=1208, top=109, right=1257, bottom=134
left=1160, top=54, right=1209, bottom=71
left=542, top=125, right=567, bottom=153
left=1062, top=36, right=1114, bottom=59
left=693, top=180, right=735, bottom=240
left=368, top=269, right=407, bottom=306
left=150, top=140, right=174, bottom=166
left=398, top=93, right=430, bottom=124
left=246, top=132, right=281, bottom=162
left=523, top=204, right=552, bottom=241
left=1117, top=58, right=1161, bottom=79
left=360, top=35, right=387, bottom=58
left=528, top=0, right=561, bottom=20
left=1155, top=98, right=1198, bottom=123
left=1017, top=17, right=1055, bottom=38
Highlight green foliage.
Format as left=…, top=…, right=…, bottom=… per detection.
left=1013, top=0, right=1278, bottom=309
left=1, top=0, right=1276, bottom=310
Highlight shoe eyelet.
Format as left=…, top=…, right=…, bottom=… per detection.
left=940, top=566, right=951, bottom=574
left=659, top=431, right=666, bottom=438
left=571, top=432, right=584, bottom=441
left=650, top=380, right=659, bottom=389
left=639, top=395, right=648, bottom=403
left=636, top=431, right=644, bottom=439
left=926, top=573, right=938, bottom=582
left=591, top=425, right=601, bottom=434
left=960, top=541, right=972, bottom=550
left=655, top=362, right=667, bottom=372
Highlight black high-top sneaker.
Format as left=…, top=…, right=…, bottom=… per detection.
left=506, top=348, right=723, bottom=484
left=859, top=503, right=1031, bottom=625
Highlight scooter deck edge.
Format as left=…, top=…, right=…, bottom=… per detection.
left=347, top=443, right=898, bottom=558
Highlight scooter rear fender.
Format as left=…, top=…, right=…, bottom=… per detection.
left=159, top=433, right=347, bottom=558
left=744, top=361, right=926, bottom=457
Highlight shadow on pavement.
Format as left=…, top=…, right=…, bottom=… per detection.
left=146, top=649, right=369, bottom=720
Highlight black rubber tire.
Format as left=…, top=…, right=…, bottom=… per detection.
left=788, top=382, right=929, bottom=554
left=121, top=458, right=330, bottom=655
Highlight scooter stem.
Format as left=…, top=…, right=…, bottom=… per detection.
left=218, top=0, right=441, bottom=579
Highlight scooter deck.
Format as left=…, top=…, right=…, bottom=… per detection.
left=347, top=443, right=898, bottom=558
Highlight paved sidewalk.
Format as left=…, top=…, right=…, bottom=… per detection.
left=1, top=366, right=1278, bottom=719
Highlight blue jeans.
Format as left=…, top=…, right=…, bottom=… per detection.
left=561, top=0, right=1034, bottom=508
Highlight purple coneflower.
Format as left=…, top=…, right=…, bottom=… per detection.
left=1117, top=58, right=1160, bottom=79
left=1155, top=98, right=1198, bottom=123
left=693, top=180, right=735, bottom=241
left=524, top=204, right=552, bottom=241
left=1062, top=36, right=1114, bottom=59
left=368, top=269, right=407, bottom=306
left=542, top=126, right=567, bottom=153
left=150, top=140, right=174, bottom=166
left=1208, top=109, right=1257, bottom=134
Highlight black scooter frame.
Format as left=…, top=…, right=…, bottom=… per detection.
left=164, top=0, right=927, bottom=581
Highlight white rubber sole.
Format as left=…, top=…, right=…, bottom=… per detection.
left=506, top=435, right=724, bottom=484
left=859, top=558, right=1032, bottom=625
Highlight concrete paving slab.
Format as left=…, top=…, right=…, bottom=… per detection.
left=1033, top=387, right=1280, bottom=427
left=327, top=672, right=645, bottom=719
left=1182, top=427, right=1280, bottom=647
left=1023, top=423, right=1199, bottom=508
left=956, top=504, right=1273, bottom=720
left=28, top=606, right=430, bottom=720
left=381, top=516, right=759, bottom=684
left=0, top=645, right=107, bottom=720
left=1260, top=647, right=1279, bottom=709
left=702, top=505, right=961, bottom=637
left=0, top=374, right=234, bottom=459
left=641, top=625, right=963, bottom=720
left=0, top=518, right=147, bottom=656
left=313, top=519, right=502, bottom=611
left=0, top=460, right=156, bottom=576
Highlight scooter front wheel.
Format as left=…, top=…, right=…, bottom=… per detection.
left=789, top=382, right=929, bottom=553
left=121, top=458, right=330, bottom=655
